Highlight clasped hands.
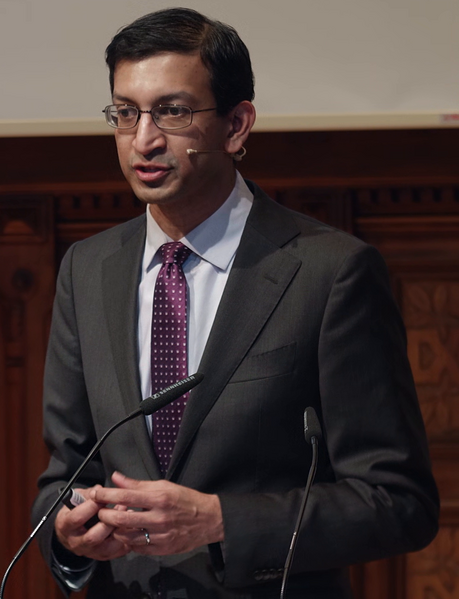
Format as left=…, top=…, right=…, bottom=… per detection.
left=55, top=471, right=224, bottom=562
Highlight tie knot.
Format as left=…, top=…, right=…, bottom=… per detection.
left=159, top=242, right=191, bottom=266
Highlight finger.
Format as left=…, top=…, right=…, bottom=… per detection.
left=100, top=510, right=177, bottom=539
left=97, top=506, right=151, bottom=530
left=91, top=478, right=178, bottom=510
left=84, top=520, right=114, bottom=543
left=111, top=471, right=143, bottom=489
left=73, top=486, right=100, bottom=501
left=76, top=534, right=131, bottom=561
left=57, top=506, right=94, bottom=535
left=62, top=497, right=104, bottom=531
left=112, top=527, right=150, bottom=547
left=90, top=486, right=153, bottom=509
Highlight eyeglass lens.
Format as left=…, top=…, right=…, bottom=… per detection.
left=106, top=105, right=192, bottom=129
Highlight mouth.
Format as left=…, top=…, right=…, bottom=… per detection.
left=133, top=164, right=172, bottom=183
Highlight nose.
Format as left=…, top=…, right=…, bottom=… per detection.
left=132, top=112, right=166, bottom=156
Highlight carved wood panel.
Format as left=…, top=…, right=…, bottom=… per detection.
left=401, top=274, right=459, bottom=598
left=356, top=208, right=459, bottom=599
left=403, top=280, right=459, bottom=442
left=406, top=527, right=459, bottom=599
left=0, top=195, right=59, bottom=599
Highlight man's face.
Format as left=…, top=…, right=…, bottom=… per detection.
left=112, top=52, right=234, bottom=215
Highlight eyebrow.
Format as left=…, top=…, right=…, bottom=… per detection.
left=112, top=91, right=196, bottom=106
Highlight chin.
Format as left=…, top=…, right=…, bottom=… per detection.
left=135, top=188, right=178, bottom=207
left=129, top=182, right=166, bottom=205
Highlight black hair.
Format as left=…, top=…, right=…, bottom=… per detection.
left=105, top=7, right=255, bottom=116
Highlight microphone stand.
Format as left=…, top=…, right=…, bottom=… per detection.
left=279, top=432, right=320, bottom=599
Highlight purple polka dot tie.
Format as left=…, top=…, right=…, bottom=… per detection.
left=151, top=242, right=192, bottom=474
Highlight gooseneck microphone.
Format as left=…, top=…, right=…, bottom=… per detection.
left=279, top=407, right=322, bottom=599
left=0, top=372, right=204, bottom=599
left=134, top=373, right=203, bottom=417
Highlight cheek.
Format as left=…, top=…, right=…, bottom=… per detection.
left=115, top=141, right=133, bottom=175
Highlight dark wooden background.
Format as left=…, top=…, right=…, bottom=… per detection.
left=1, top=129, right=458, bottom=599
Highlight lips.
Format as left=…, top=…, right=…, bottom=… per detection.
left=133, top=163, right=172, bottom=183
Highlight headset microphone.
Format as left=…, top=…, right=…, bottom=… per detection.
left=186, top=149, right=227, bottom=155
left=186, top=147, right=247, bottom=161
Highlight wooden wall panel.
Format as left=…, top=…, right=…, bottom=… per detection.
left=0, top=195, right=59, bottom=598
left=405, top=527, right=459, bottom=599
left=356, top=196, right=459, bottom=599
left=1, top=129, right=458, bottom=599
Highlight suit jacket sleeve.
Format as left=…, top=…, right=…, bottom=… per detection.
left=214, top=243, right=439, bottom=587
left=31, top=243, right=105, bottom=587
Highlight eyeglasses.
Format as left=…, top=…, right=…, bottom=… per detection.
left=103, top=104, right=217, bottom=130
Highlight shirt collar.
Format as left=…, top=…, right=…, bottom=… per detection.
left=143, top=171, right=253, bottom=273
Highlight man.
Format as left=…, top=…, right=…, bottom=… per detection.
left=32, top=7, right=439, bottom=599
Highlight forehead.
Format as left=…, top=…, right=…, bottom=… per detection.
left=112, top=52, right=213, bottom=103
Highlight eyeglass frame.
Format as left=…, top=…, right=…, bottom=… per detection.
left=102, top=103, right=217, bottom=130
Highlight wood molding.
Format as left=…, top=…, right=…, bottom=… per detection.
left=2, top=112, right=459, bottom=137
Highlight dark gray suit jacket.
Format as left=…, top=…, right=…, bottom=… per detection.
left=32, top=181, right=439, bottom=598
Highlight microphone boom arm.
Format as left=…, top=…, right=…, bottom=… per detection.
left=0, top=373, right=204, bottom=599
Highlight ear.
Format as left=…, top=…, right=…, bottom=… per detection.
left=224, top=101, right=256, bottom=155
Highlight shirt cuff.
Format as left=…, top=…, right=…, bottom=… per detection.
left=51, top=534, right=96, bottom=592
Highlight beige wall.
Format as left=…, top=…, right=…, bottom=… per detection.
left=1, top=0, right=459, bottom=134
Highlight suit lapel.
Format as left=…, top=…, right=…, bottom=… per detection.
left=168, top=186, right=302, bottom=478
left=101, top=216, right=162, bottom=480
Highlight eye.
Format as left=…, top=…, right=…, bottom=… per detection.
left=116, top=106, right=137, bottom=120
left=118, top=106, right=137, bottom=118
left=158, top=105, right=187, bottom=118
left=168, top=106, right=183, bottom=116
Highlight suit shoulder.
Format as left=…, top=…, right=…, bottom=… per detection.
left=67, top=214, right=146, bottom=260
left=287, top=208, right=382, bottom=284
left=247, top=179, right=367, bottom=257
left=289, top=206, right=365, bottom=253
